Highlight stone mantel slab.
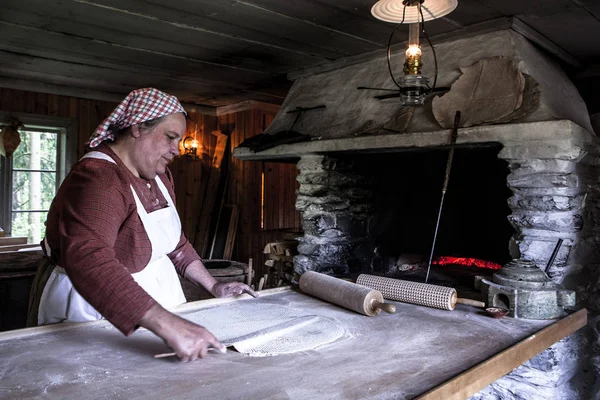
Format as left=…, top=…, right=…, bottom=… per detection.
left=262, top=29, right=592, bottom=141
left=233, top=120, right=594, bottom=162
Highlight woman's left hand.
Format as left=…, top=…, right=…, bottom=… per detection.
left=211, top=282, right=258, bottom=298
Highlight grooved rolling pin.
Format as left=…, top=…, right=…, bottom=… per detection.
left=299, top=271, right=396, bottom=316
left=356, top=274, right=485, bottom=311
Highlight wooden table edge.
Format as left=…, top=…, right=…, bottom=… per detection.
left=415, top=308, right=588, bottom=400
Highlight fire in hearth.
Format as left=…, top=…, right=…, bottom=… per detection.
left=433, top=256, right=502, bottom=270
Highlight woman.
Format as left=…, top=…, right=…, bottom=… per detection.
left=27, top=88, right=256, bottom=361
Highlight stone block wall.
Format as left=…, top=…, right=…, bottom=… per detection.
left=471, top=136, right=600, bottom=399
left=294, top=154, right=374, bottom=276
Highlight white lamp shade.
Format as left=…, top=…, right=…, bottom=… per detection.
left=371, top=0, right=458, bottom=23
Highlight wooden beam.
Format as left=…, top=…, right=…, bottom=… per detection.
left=0, top=50, right=274, bottom=94
left=0, top=21, right=272, bottom=82
left=0, top=48, right=287, bottom=105
left=416, top=308, right=588, bottom=400
left=0, top=76, right=217, bottom=115
left=235, top=0, right=383, bottom=47
left=181, top=104, right=216, bottom=116
left=1, top=3, right=316, bottom=73
left=0, top=77, right=126, bottom=103
left=71, top=0, right=340, bottom=60
left=235, top=0, right=400, bottom=46
left=217, top=101, right=280, bottom=116
left=0, top=54, right=236, bottom=109
left=1, top=2, right=323, bottom=74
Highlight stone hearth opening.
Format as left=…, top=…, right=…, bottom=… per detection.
left=355, top=144, right=514, bottom=273
left=295, top=144, right=515, bottom=291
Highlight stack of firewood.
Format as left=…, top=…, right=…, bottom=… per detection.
left=263, top=241, right=297, bottom=287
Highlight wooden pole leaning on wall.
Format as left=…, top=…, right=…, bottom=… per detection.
left=208, top=204, right=239, bottom=260
left=193, top=130, right=228, bottom=257
left=223, top=205, right=239, bottom=260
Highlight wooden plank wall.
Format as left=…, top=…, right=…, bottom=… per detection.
left=0, top=87, right=117, bottom=158
left=219, top=109, right=302, bottom=284
left=264, top=161, right=301, bottom=231
left=170, top=113, right=218, bottom=242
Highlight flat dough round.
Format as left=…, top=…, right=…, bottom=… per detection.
left=183, top=302, right=345, bottom=357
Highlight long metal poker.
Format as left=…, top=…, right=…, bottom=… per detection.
left=425, top=111, right=462, bottom=283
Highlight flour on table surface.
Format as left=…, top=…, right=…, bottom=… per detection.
left=182, top=302, right=346, bottom=356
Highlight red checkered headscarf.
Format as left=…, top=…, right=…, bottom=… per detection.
left=87, top=88, right=186, bottom=148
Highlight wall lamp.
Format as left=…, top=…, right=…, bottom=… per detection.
left=182, top=136, right=199, bottom=158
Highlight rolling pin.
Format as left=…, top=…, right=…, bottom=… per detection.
left=356, top=274, right=485, bottom=311
left=299, top=271, right=396, bottom=316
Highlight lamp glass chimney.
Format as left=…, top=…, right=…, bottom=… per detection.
left=404, top=22, right=422, bottom=75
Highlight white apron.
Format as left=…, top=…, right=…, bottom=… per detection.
left=38, top=151, right=187, bottom=325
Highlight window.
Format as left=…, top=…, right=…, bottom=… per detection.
left=0, top=114, right=77, bottom=243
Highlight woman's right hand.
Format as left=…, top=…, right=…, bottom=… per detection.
left=139, top=303, right=225, bottom=361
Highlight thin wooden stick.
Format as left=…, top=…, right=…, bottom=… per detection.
left=247, top=258, right=253, bottom=286
left=154, top=345, right=227, bottom=359
left=154, top=352, right=177, bottom=359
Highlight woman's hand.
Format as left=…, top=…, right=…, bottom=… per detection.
left=183, top=260, right=259, bottom=299
left=139, top=303, right=225, bottom=362
left=210, top=281, right=258, bottom=298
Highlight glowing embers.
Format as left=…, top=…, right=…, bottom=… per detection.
left=433, top=256, right=502, bottom=270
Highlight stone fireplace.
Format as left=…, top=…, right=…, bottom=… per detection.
left=234, top=22, right=600, bottom=400
left=293, top=144, right=513, bottom=279
left=291, top=121, right=595, bottom=280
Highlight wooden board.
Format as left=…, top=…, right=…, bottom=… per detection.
left=256, top=161, right=301, bottom=231
left=0, top=289, right=586, bottom=400
left=223, top=205, right=239, bottom=260
left=210, top=204, right=239, bottom=260
left=0, top=249, right=43, bottom=276
left=0, top=237, right=28, bottom=246
left=0, top=243, right=41, bottom=253
left=206, top=265, right=244, bottom=278
left=417, top=308, right=588, bottom=399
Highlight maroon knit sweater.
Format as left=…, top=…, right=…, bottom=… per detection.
left=43, top=144, right=200, bottom=335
